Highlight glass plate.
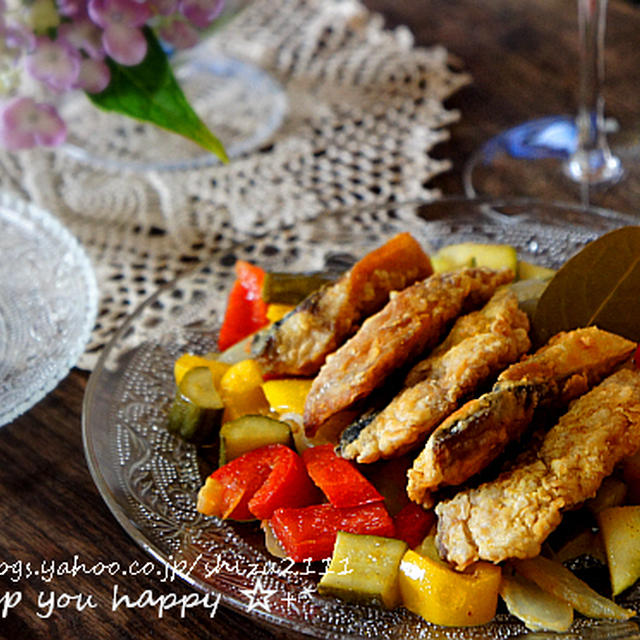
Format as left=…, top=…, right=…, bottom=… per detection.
left=0, top=192, right=98, bottom=426
left=58, top=54, right=288, bottom=173
left=83, top=198, right=640, bottom=639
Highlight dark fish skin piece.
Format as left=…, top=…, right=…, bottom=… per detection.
left=408, top=382, right=541, bottom=505
left=407, top=326, right=637, bottom=508
left=304, top=267, right=515, bottom=435
left=252, top=232, right=432, bottom=377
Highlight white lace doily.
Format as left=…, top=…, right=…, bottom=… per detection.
left=0, top=0, right=469, bottom=370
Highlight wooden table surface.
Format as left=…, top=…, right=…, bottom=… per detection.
left=2, top=2, right=639, bottom=639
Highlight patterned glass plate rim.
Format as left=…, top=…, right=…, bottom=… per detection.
left=0, top=191, right=98, bottom=427
left=82, top=197, right=640, bottom=640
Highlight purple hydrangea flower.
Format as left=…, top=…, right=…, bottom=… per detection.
left=88, top=0, right=152, bottom=65
left=179, top=0, right=225, bottom=29
left=0, top=97, right=67, bottom=149
left=25, top=37, right=81, bottom=92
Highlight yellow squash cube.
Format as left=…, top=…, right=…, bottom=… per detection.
left=174, top=353, right=230, bottom=386
left=261, top=378, right=313, bottom=416
left=219, top=359, right=270, bottom=421
left=398, top=548, right=501, bottom=626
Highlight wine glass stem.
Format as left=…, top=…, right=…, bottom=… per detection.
left=565, top=0, right=622, bottom=186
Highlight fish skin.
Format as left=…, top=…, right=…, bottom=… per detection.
left=435, top=367, right=640, bottom=570
left=341, top=288, right=531, bottom=463
left=251, top=232, right=432, bottom=377
left=304, top=267, right=515, bottom=436
left=407, top=326, right=637, bottom=508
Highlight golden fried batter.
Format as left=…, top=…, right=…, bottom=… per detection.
left=435, top=367, right=640, bottom=570
left=252, top=232, right=431, bottom=377
left=407, top=327, right=636, bottom=508
left=341, top=288, right=531, bottom=463
left=304, top=267, right=514, bottom=435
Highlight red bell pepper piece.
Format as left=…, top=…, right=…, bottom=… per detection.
left=269, top=502, right=395, bottom=562
left=217, top=260, right=269, bottom=351
left=197, top=444, right=318, bottom=521
left=302, top=444, right=384, bottom=508
left=392, top=502, right=436, bottom=549
left=634, top=344, right=640, bottom=369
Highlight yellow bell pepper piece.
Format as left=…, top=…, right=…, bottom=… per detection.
left=398, top=548, right=501, bottom=626
left=219, top=359, right=270, bottom=421
left=266, top=303, right=294, bottom=323
left=261, top=378, right=313, bottom=416
left=174, top=353, right=230, bottom=387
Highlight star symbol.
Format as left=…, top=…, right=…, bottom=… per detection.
left=298, top=584, right=316, bottom=601
left=239, top=577, right=278, bottom=614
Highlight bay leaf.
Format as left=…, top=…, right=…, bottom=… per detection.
left=88, top=27, right=228, bottom=163
left=532, top=226, right=640, bottom=348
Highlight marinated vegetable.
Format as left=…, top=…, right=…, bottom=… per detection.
left=167, top=366, right=224, bottom=443
left=197, top=443, right=318, bottom=521
left=218, top=260, right=269, bottom=351
left=598, top=506, right=640, bottom=596
left=268, top=501, right=395, bottom=562
left=318, top=532, right=407, bottom=608
left=218, top=415, right=291, bottom=466
left=398, top=540, right=501, bottom=627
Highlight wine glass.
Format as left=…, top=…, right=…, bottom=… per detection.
left=463, top=0, right=639, bottom=213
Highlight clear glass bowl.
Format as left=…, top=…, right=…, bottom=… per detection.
left=82, top=198, right=639, bottom=639
left=0, top=192, right=97, bottom=426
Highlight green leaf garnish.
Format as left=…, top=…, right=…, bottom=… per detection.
left=88, top=27, right=228, bottom=163
left=532, top=226, right=640, bottom=347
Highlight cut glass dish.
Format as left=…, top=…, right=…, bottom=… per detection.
left=83, top=198, right=640, bottom=639
left=0, top=192, right=97, bottom=426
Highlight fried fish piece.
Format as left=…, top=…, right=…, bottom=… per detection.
left=435, top=367, right=640, bottom=570
left=304, top=267, right=515, bottom=435
left=252, top=232, right=432, bottom=377
left=407, top=327, right=637, bottom=508
left=340, top=288, right=531, bottom=463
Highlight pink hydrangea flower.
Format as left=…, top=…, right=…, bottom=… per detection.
left=24, top=37, right=81, bottom=92
left=0, top=97, right=67, bottom=149
left=57, top=0, right=90, bottom=19
left=58, top=19, right=105, bottom=60
left=2, top=21, right=37, bottom=57
left=158, top=17, right=199, bottom=49
left=74, top=58, right=111, bottom=93
left=179, top=0, right=225, bottom=29
left=88, top=0, right=152, bottom=65
left=150, top=0, right=179, bottom=16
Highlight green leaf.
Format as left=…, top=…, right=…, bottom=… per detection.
left=87, top=27, right=228, bottom=163
left=532, top=226, right=640, bottom=347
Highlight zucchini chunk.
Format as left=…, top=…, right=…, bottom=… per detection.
left=318, top=531, right=408, bottom=608
left=261, top=271, right=334, bottom=305
left=219, top=415, right=292, bottom=466
left=167, top=366, right=224, bottom=443
left=432, top=242, right=518, bottom=273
